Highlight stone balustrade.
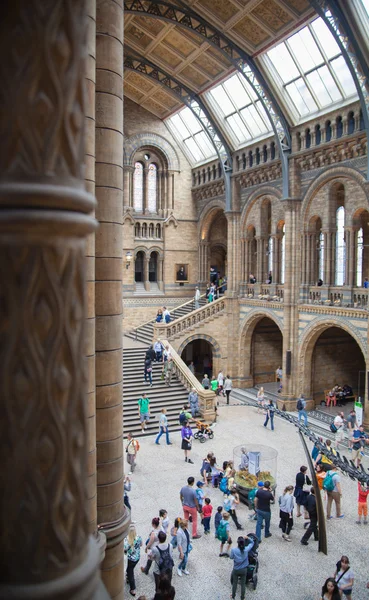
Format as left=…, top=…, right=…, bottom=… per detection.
left=153, top=296, right=226, bottom=339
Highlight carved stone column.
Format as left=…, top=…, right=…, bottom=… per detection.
left=0, top=1, right=106, bottom=598
left=143, top=166, right=149, bottom=214
left=144, top=256, right=150, bottom=291
left=272, top=235, right=280, bottom=284
left=345, top=227, right=356, bottom=287
left=123, top=166, right=133, bottom=211
left=158, top=257, right=164, bottom=291
left=95, top=1, right=129, bottom=598
left=167, top=171, right=174, bottom=214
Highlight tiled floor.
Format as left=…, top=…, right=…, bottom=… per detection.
left=125, top=403, right=369, bottom=600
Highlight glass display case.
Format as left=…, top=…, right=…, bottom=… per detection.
left=233, top=444, right=278, bottom=503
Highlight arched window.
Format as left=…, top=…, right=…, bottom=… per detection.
left=319, top=231, right=324, bottom=282
left=315, top=125, right=321, bottom=146
left=305, top=129, right=311, bottom=149
left=134, top=223, right=140, bottom=238
left=133, top=162, right=144, bottom=212
left=155, top=224, right=161, bottom=238
left=357, top=227, right=364, bottom=287
left=270, top=141, right=276, bottom=160
left=336, top=116, right=343, bottom=138
left=281, top=225, right=285, bottom=284
left=326, top=121, right=332, bottom=142
left=335, top=206, right=345, bottom=285
left=267, top=236, right=273, bottom=275
left=147, top=164, right=157, bottom=212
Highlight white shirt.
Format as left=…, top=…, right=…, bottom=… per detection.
left=163, top=309, right=170, bottom=318
left=224, top=378, right=232, bottom=391
left=334, top=415, right=344, bottom=429
left=217, top=372, right=224, bottom=384
left=195, top=289, right=200, bottom=300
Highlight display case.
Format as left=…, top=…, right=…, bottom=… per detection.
left=233, top=444, right=278, bottom=505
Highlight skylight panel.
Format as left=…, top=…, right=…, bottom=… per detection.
left=170, top=114, right=189, bottom=139
left=330, top=56, right=357, bottom=96
left=288, top=28, right=323, bottom=72
left=311, top=18, right=340, bottom=59
left=180, top=107, right=202, bottom=135
left=209, top=86, right=234, bottom=116
left=361, top=0, right=369, bottom=17
left=223, top=74, right=251, bottom=110
left=285, top=80, right=315, bottom=116
left=268, top=43, right=299, bottom=84
left=194, top=131, right=215, bottom=158
left=226, top=113, right=251, bottom=142
left=184, top=137, right=204, bottom=162
left=306, top=66, right=341, bottom=104
left=240, top=105, right=267, bottom=136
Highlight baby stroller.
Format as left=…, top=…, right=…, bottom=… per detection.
left=193, top=419, right=214, bottom=443
left=245, top=533, right=259, bottom=590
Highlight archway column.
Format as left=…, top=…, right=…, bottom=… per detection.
left=345, top=226, right=356, bottom=288
left=280, top=198, right=301, bottom=406
left=301, top=233, right=307, bottom=284
left=0, top=1, right=106, bottom=598
left=123, top=166, right=133, bottom=210
left=144, top=256, right=150, bottom=291
left=199, top=241, right=210, bottom=285
left=158, top=257, right=164, bottom=291
left=272, top=235, right=280, bottom=284
left=225, top=210, right=241, bottom=377
left=143, top=166, right=149, bottom=214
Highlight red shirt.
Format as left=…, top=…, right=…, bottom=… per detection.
left=202, top=504, right=213, bottom=517
left=358, top=482, right=369, bottom=503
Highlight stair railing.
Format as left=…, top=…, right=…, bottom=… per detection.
left=153, top=296, right=227, bottom=342
left=127, top=292, right=208, bottom=341
left=160, top=339, right=216, bottom=422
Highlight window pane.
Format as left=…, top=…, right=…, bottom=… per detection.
left=227, top=113, right=251, bottom=142
left=184, top=137, right=204, bottom=162
left=147, top=164, right=157, bottom=212
left=210, top=85, right=235, bottom=115
left=224, top=74, right=251, bottom=109
left=317, top=65, right=341, bottom=101
left=242, top=78, right=258, bottom=101
left=133, top=162, right=143, bottom=212
left=330, top=56, right=357, bottom=97
left=311, top=18, right=340, bottom=59
left=306, top=66, right=342, bottom=106
left=180, top=107, right=202, bottom=134
left=288, top=27, right=323, bottom=72
left=361, top=0, right=369, bottom=17
left=285, top=79, right=313, bottom=115
left=268, top=43, right=300, bottom=83
left=194, top=131, right=215, bottom=158
left=240, top=104, right=267, bottom=136
left=170, top=113, right=189, bottom=138
left=294, top=78, right=317, bottom=111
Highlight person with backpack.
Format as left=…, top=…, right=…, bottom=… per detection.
left=324, top=465, right=344, bottom=520
left=219, top=474, right=230, bottom=496
left=300, top=487, right=318, bottom=546
left=297, top=394, right=308, bottom=426
left=334, top=556, right=354, bottom=600
left=150, top=531, right=174, bottom=592
left=229, top=536, right=255, bottom=600
left=141, top=517, right=161, bottom=576
left=217, top=511, right=232, bottom=557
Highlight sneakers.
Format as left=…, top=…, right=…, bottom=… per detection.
left=177, top=568, right=183, bottom=577
left=301, top=540, right=308, bottom=546
left=285, top=536, right=292, bottom=542
left=336, top=514, right=345, bottom=519
left=356, top=520, right=361, bottom=524
left=364, top=520, right=368, bottom=524
left=193, top=534, right=202, bottom=539
left=188, top=459, right=194, bottom=464
left=265, top=533, right=272, bottom=538
left=128, top=471, right=133, bottom=475
left=183, top=570, right=190, bottom=575
left=327, top=516, right=333, bottom=520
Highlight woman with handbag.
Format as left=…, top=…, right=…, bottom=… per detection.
left=294, top=466, right=311, bottom=518
left=124, top=524, right=142, bottom=597
left=181, top=421, right=194, bottom=464
left=334, top=556, right=354, bottom=600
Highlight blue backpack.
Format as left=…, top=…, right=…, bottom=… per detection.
left=219, top=476, right=228, bottom=493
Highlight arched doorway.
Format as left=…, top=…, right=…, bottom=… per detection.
left=149, top=251, right=158, bottom=282
left=208, top=213, right=227, bottom=280
left=135, top=251, right=144, bottom=282
left=209, top=244, right=227, bottom=279
left=251, top=317, right=283, bottom=384
left=181, top=339, right=214, bottom=379
left=311, top=327, right=365, bottom=403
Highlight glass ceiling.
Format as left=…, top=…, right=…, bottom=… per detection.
left=266, top=17, right=357, bottom=117
left=165, top=17, right=358, bottom=167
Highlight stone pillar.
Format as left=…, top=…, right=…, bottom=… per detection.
left=301, top=234, right=306, bottom=284
left=144, top=255, right=150, bottom=291
left=280, top=199, right=301, bottom=404
left=256, top=237, right=263, bottom=283
left=95, top=2, right=129, bottom=599
left=160, top=171, right=166, bottom=216
left=158, top=257, right=164, bottom=291
left=345, top=227, right=356, bottom=287
left=226, top=211, right=241, bottom=297
left=143, top=166, right=149, bottom=213
left=123, top=166, right=133, bottom=211
left=272, top=235, right=280, bottom=284
left=167, top=171, right=174, bottom=213
left=0, top=1, right=107, bottom=598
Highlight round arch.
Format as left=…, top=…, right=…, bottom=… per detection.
left=148, top=246, right=163, bottom=260
left=240, top=186, right=281, bottom=235
left=238, top=310, right=283, bottom=384
left=178, top=334, right=222, bottom=380
left=124, top=132, right=180, bottom=171
left=198, top=199, right=226, bottom=241
left=133, top=246, right=149, bottom=259
left=298, top=318, right=366, bottom=402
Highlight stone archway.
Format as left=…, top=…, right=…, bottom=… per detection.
left=178, top=334, right=222, bottom=380
left=238, top=311, right=283, bottom=386
left=299, top=321, right=366, bottom=404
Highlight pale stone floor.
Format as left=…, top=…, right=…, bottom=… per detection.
left=125, top=405, right=369, bottom=600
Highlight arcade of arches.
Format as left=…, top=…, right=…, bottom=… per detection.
left=4, top=2, right=369, bottom=600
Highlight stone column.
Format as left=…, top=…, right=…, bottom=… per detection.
left=0, top=1, right=107, bottom=598
left=144, top=255, right=150, bottom=291
left=272, top=235, right=280, bottom=284
left=256, top=237, right=263, bottom=283
left=301, top=234, right=306, bottom=284
left=158, top=257, right=164, bottom=291
left=123, top=166, right=133, bottom=211
left=345, top=227, right=356, bottom=287
left=167, top=171, right=174, bottom=214
left=143, top=166, right=149, bottom=213
left=95, top=2, right=129, bottom=599
left=226, top=211, right=241, bottom=297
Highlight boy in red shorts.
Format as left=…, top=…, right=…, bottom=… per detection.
left=356, top=481, right=369, bottom=525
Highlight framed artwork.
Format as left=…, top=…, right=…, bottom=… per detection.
left=175, top=264, right=189, bottom=283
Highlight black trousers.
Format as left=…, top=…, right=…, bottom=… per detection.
left=230, top=509, right=242, bottom=529
left=126, top=559, right=139, bottom=591
left=301, top=514, right=318, bottom=542
left=226, top=390, right=231, bottom=404
left=279, top=510, right=293, bottom=535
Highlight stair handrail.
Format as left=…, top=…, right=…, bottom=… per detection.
left=153, top=296, right=227, bottom=341
left=127, top=292, right=208, bottom=340
left=160, top=339, right=216, bottom=422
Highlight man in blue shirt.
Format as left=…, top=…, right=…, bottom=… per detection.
left=230, top=535, right=255, bottom=600
left=352, top=425, right=369, bottom=466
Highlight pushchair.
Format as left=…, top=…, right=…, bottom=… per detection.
left=245, top=533, right=259, bottom=590
left=193, top=419, right=214, bottom=443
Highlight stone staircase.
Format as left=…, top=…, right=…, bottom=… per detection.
left=134, top=282, right=164, bottom=296
left=123, top=344, right=190, bottom=438
left=124, top=295, right=207, bottom=345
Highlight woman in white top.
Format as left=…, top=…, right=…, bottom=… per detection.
left=334, top=556, right=354, bottom=600
left=224, top=375, right=232, bottom=405
left=256, top=387, right=265, bottom=413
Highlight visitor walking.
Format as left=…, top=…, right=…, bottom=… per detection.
left=138, top=393, right=150, bottom=432
left=255, top=481, right=274, bottom=541
left=141, top=517, right=161, bottom=575
left=297, top=394, right=308, bottom=426
left=180, top=477, right=201, bottom=538
left=320, top=578, right=341, bottom=600
left=229, top=536, right=255, bottom=600
left=155, top=408, right=172, bottom=445
left=144, top=356, right=153, bottom=387
left=217, top=511, right=232, bottom=557
left=294, top=466, right=311, bottom=518
left=346, top=409, right=356, bottom=450
left=153, top=577, right=176, bottom=600
left=224, top=375, right=232, bottom=405
left=202, top=374, right=210, bottom=389
left=334, top=556, right=354, bottom=600
left=217, top=370, right=225, bottom=395
left=154, top=339, right=164, bottom=362
left=256, top=387, right=264, bottom=413
left=126, top=432, right=139, bottom=475
left=165, top=357, right=174, bottom=387
left=150, top=531, right=174, bottom=591
left=333, top=412, right=345, bottom=449
left=188, top=388, right=199, bottom=417
left=124, top=524, right=142, bottom=597
left=181, top=420, right=194, bottom=464
left=177, top=519, right=191, bottom=576
left=356, top=481, right=369, bottom=524
left=263, top=399, right=275, bottom=431
left=202, top=497, right=213, bottom=534
left=325, top=465, right=344, bottom=519
left=279, top=485, right=294, bottom=541
left=124, top=475, right=131, bottom=511
left=301, top=487, right=319, bottom=545
left=226, top=489, right=243, bottom=530
left=163, top=306, right=171, bottom=323
left=194, top=286, right=201, bottom=310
